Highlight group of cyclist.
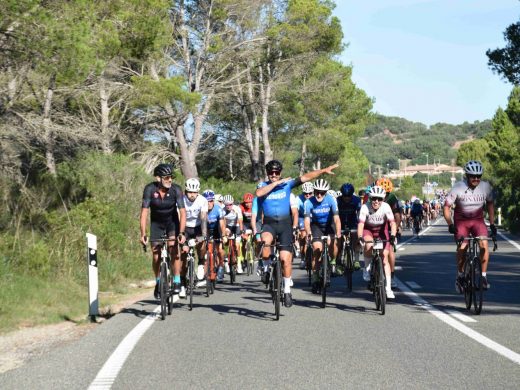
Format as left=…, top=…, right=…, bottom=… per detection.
left=140, top=158, right=497, bottom=308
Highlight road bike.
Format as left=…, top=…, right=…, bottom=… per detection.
left=147, top=234, right=175, bottom=320
left=338, top=229, right=355, bottom=292
left=205, top=236, right=221, bottom=295
left=315, top=235, right=333, bottom=308
left=243, top=230, right=255, bottom=276
left=363, top=238, right=394, bottom=315
left=226, top=234, right=239, bottom=284
left=259, top=241, right=284, bottom=320
left=457, top=235, right=497, bottom=315
left=412, top=215, right=422, bottom=237
left=305, top=239, right=313, bottom=286
left=185, top=238, right=201, bottom=311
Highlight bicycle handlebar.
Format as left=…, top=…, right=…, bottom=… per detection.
left=456, top=236, right=498, bottom=252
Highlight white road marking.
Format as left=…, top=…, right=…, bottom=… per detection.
left=395, top=278, right=520, bottom=365
left=398, top=247, right=405, bottom=251
left=445, top=309, right=478, bottom=323
left=394, top=266, right=403, bottom=271
left=405, top=281, right=421, bottom=289
left=497, top=231, right=520, bottom=252
left=89, top=306, right=161, bottom=389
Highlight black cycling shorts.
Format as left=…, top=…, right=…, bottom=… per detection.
left=261, top=219, right=293, bottom=250
left=151, top=220, right=177, bottom=246
left=185, top=225, right=203, bottom=240
left=311, top=224, right=335, bottom=243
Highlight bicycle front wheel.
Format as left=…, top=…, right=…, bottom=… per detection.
left=473, top=257, right=483, bottom=315
left=305, top=244, right=312, bottom=286
left=159, top=262, right=168, bottom=320
left=344, top=246, right=354, bottom=293
left=321, top=252, right=328, bottom=308
left=274, top=260, right=281, bottom=320
left=375, top=255, right=386, bottom=315
left=189, top=259, right=194, bottom=311
left=463, top=259, right=472, bottom=310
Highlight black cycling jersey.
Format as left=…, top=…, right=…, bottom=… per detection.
left=337, top=194, right=361, bottom=229
left=142, top=182, right=185, bottom=223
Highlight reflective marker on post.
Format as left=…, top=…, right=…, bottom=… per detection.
left=86, top=233, right=99, bottom=319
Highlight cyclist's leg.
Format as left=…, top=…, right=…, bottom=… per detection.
left=260, top=226, right=274, bottom=284
left=351, top=230, right=361, bottom=268
left=362, top=229, right=375, bottom=281
left=276, top=220, right=294, bottom=295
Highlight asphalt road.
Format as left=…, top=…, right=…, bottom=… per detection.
left=2, top=219, right=520, bottom=389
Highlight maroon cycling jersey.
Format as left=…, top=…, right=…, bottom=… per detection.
left=445, top=179, right=494, bottom=221
left=142, top=182, right=185, bottom=223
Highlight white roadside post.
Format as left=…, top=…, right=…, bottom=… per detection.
left=86, top=233, right=99, bottom=321
left=498, top=207, right=502, bottom=226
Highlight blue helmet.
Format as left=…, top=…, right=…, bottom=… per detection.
left=340, top=183, right=355, bottom=197
left=202, top=189, right=215, bottom=201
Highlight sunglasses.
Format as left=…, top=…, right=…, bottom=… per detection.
left=304, top=193, right=313, bottom=197
left=468, top=174, right=482, bottom=179
left=267, top=170, right=281, bottom=176
left=314, top=191, right=326, bottom=196
left=161, top=176, right=173, bottom=181
left=371, top=197, right=383, bottom=202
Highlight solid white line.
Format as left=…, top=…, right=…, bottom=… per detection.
left=405, top=281, right=421, bottom=289
left=445, top=309, right=477, bottom=323
left=497, top=231, right=520, bottom=252
left=395, top=278, right=520, bottom=365
left=89, top=306, right=161, bottom=389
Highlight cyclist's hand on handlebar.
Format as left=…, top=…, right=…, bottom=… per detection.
left=448, top=224, right=457, bottom=235
left=489, top=224, right=497, bottom=237
left=358, top=237, right=365, bottom=245
left=222, top=236, right=228, bottom=245
left=178, top=232, right=186, bottom=244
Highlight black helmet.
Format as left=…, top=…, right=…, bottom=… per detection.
left=153, top=163, right=173, bottom=177
left=340, top=183, right=355, bottom=197
left=265, top=159, right=283, bottom=172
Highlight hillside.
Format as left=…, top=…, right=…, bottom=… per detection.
left=356, top=114, right=493, bottom=170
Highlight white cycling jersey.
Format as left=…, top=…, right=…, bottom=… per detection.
left=224, top=204, right=243, bottom=227
left=183, top=194, right=208, bottom=228
left=290, top=193, right=298, bottom=209
left=444, top=179, right=494, bottom=221
left=359, top=202, right=394, bottom=228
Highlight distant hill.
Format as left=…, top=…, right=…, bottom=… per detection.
left=356, top=114, right=493, bottom=170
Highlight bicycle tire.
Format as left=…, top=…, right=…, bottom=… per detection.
left=345, top=244, right=354, bottom=293
left=246, top=240, right=253, bottom=276
left=229, top=244, right=236, bottom=284
left=167, top=266, right=173, bottom=315
left=274, top=259, right=281, bottom=320
left=189, top=258, right=194, bottom=311
left=463, top=258, right=472, bottom=310
left=159, top=262, right=168, bottom=320
left=305, top=243, right=313, bottom=286
left=473, top=256, right=483, bottom=314
left=377, top=255, right=386, bottom=315
left=205, top=262, right=210, bottom=297
left=321, top=247, right=328, bottom=308
left=207, top=245, right=214, bottom=295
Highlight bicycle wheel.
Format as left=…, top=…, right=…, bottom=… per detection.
left=305, top=243, right=312, bottom=286
left=274, top=260, right=281, bottom=320
left=375, top=255, right=386, bottom=315
left=210, top=247, right=216, bottom=294
left=159, top=262, right=168, bottom=320
left=167, top=266, right=173, bottom=315
left=205, top=261, right=210, bottom=298
left=463, top=258, right=472, bottom=310
left=344, top=245, right=354, bottom=293
left=189, top=258, right=194, bottom=311
left=246, top=240, right=253, bottom=276
left=229, top=245, right=236, bottom=285
left=321, top=253, right=328, bottom=308
left=473, top=257, right=483, bottom=315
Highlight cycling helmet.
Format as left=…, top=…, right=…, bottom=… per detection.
left=365, top=185, right=372, bottom=193
left=223, top=195, right=234, bottom=205
left=185, top=178, right=200, bottom=192
left=376, top=177, right=393, bottom=193
left=327, top=189, right=337, bottom=198
left=336, top=190, right=342, bottom=197
left=215, top=194, right=223, bottom=203
left=302, top=182, right=314, bottom=194
left=464, top=160, right=483, bottom=175
left=340, top=183, right=355, bottom=197
left=265, top=159, right=283, bottom=172
left=369, top=185, right=386, bottom=199
left=153, top=163, right=172, bottom=177
left=313, top=179, right=330, bottom=191
left=243, top=193, right=254, bottom=203
left=414, top=198, right=420, bottom=204
left=203, top=189, right=215, bottom=201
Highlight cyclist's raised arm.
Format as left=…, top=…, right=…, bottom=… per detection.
left=299, top=163, right=339, bottom=184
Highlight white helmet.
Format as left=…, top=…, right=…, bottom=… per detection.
left=369, top=185, right=386, bottom=199
left=313, top=179, right=330, bottom=191
left=223, top=194, right=234, bottom=205
left=327, top=189, right=337, bottom=198
left=302, top=182, right=314, bottom=194
left=185, top=178, right=200, bottom=192
left=215, top=194, right=223, bottom=202
left=464, top=160, right=483, bottom=175
left=336, top=190, right=342, bottom=197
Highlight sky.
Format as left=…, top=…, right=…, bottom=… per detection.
left=333, top=0, right=519, bottom=126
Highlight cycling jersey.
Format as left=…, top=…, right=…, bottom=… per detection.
left=142, top=182, right=185, bottom=223
left=207, top=203, right=224, bottom=231
left=183, top=194, right=208, bottom=228
left=240, top=203, right=253, bottom=224
left=224, top=204, right=243, bottom=227
left=304, top=194, right=338, bottom=227
left=385, top=193, right=400, bottom=214
left=359, top=202, right=394, bottom=229
left=410, top=203, right=423, bottom=217
left=444, top=179, right=494, bottom=221
left=256, top=178, right=301, bottom=222
left=337, top=194, right=361, bottom=229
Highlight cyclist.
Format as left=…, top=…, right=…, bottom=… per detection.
left=410, top=198, right=423, bottom=234
left=304, top=179, right=341, bottom=294
left=240, top=193, right=254, bottom=272
left=443, top=160, right=496, bottom=292
left=357, top=185, right=397, bottom=299
left=336, top=183, right=362, bottom=273
left=403, top=199, right=411, bottom=229
left=140, top=164, right=186, bottom=299
left=223, top=195, right=245, bottom=274
left=376, top=177, right=401, bottom=288
left=256, top=159, right=339, bottom=307
left=297, top=182, right=314, bottom=269
left=423, top=199, right=431, bottom=226
left=203, top=190, right=227, bottom=282
left=182, top=178, right=208, bottom=295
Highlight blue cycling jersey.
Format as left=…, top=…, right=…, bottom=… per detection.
left=304, top=194, right=339, bottom=227
left=257, top=179, right=299, bottom=221
left=337, top=194, right=361, bottom=228
left=411, top=203, right=423, bottom=217
left=297, top=193, right=306, bottom=218
left=207, top=204, right=224, bottom=230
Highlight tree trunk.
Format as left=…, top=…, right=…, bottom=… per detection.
left=43, top=74, right=56, bottom=176
left=99, top=76, right=112, bottom=154
left=299, top=141, right=307, bottom=176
